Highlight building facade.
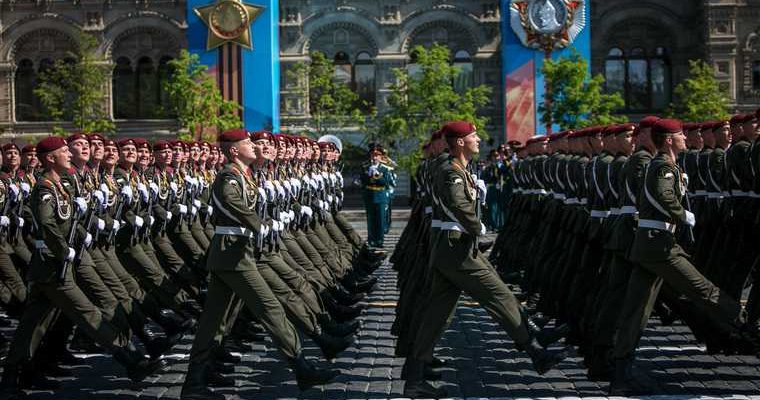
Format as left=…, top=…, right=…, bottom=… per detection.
left=0, top=0, right=756, bottom=140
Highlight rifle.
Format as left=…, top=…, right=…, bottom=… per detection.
left=473, top=163, right=482, bottom=258
left=74, top=199, right=98, bottom=267
left=60, top=208, right=81, bottom=283
left=160, top=179, right=175, bottom=235
left=143, top=184, right=154, bottom=242
left=107, top=194, right=126, bottom=246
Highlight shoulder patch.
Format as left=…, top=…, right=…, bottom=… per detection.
left=41, top=194, right=52, bottom=202
left=227, top=179, right=239, bottom=186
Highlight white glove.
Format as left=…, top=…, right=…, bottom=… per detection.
left=112, top=220, right=121, bottom=232
left=275, top=183, right=285, bottom=199
left=134, top=215, right=144, bottom=228
left=321, top=171, right=329, bottom=180
left=260, top=224, right=270, bottom=237
left=476, top=179, right=487, bottom=199
left=149, top=182, right=160, bottom=196
left=685, top=210, right=696, bottom=227
left=92, top=190, right=105, bottom=208
left=682, top=173, right=690, bottom=186
left=191, top=206, right=198, bottom=216
left=120, top=185, right=133, bottom=201
left=283, top=180, right=292, bottom=194
left=0, top=216, right=10, bottom=227
left=185, top=177, right=198, bottom=190
left=309, top=177, right=319, bottom=190
left=16, top=217, right=24, bottom=228
left=264, top=181, right=276, bottom=200
left=193, top=199, right=201, bottom=209
left=165, top=211, right=173, bottom=221
left=99, top=183, right=111, bottom=199
left=66, top=247, right=76, bottom=262
left=8, top=184, right=19, bottom=198
left=258, top=188, right=267, bottom=201
left=148, top=216, right=155, bottom=226
left=137, top=183, right=149, bottom=202
left=327, top=195, right=334, bottom=204
left=74, top=197, right=88, bottom=214
left=207, top=206, right=213, bottom=215
left=170, top=182, right=179, bottom=195
left=20, top=182, right=30, bottom=197
left=97, top=218, right=106, bottom=231
left=480, top=222, right=487, bottom=235
left=83, top=233, right=93, bottom=248
left=288, top=210, right=295, bottom=221
left=177, top=204, right=188, bottom=215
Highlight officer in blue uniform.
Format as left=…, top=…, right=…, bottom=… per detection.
left=361, top=148, right=392, bottom=248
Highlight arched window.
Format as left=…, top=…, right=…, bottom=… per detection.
left=333, top=52, right=352, bottom=85
left=407, top=49, right=421, bottom=78
left=14, top=59, right=37, bottom=121
left=604, top=46, right=672, bottom=112
left=753, top=61, right=760, bottom=91
left=453, top=50, right=473, bottom=93
left=113, top=57, right=135, bottom=119
left=158, top=56, right=175, bottom=118
left=136, top=57, right=158, bottom=118
left=353, top=52, right=375, bottom=109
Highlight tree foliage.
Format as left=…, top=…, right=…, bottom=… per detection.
left=287, top=51, right=371, bottom=137
left=34, top=33, right=115, bottom=135
left=163, top=50, right=241, bottom=141
left=669, top=59, right=730, bottom=122
left=539, top=50, right=626, bottom=130
left=379, top=44, right=492, bottom=173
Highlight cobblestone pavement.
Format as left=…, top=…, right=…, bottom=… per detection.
left=9, top=212, right=760, bottom=399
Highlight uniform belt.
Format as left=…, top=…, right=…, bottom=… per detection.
left=553, top=193, right=566, bottom=200
left=638, top=219, right=676, bottom=233
left=695, top=190, right=707, bottom=196
left=431, top=219, right=442, bottom=228
left=215, top=226, right=255, bottom=238
left=721, top=191, right=731, bottom=197
left=730, top=191, right=750, bottom=197
left=565, top=198, right=579, bottom=205
left=34, top=240, right=47, bottom=249
left=424, top=206, right=433, bottom=214
left=610, top=207, right=621, bottom=216
left=619, top=206, right=638, bottom=215
left=537, top=189, right=548, bottom=195
left=579, top=198, right=588, bottom=205
left=366, top=185, right=385, bottom=191
left=750, top=191, right=760, bottom=198
left=590, top=210, right=611, bottom=219
left=707, top=192, right=722, bottom=199
left=440, top=221, right=465, bottom=232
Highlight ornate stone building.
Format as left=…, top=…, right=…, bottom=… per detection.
left=0, top=1, right=757, bottom=139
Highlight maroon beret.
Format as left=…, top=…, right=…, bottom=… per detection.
left=189, top=141, right=201, bottom=149
left=442, top=121, right=477, bottom=139
left=133, top=138, right=150, bottom=150
left=219, top=128, right=249, bottom=143
left=37, top=136, right=68, bottom=154
left=614, top=123, right=636, bottom=135
left=104, top=138, right=117, bottom=147
left=742, top=113, right=758, bottom=123
left=66, top=132, right=88, bottom=144
left=171, top=140, right=184, bottom=148
left=117, top=138, right=136, bottom=148
left=639, top=116, right=661, bottom=128
left=431, top=130, right=443, bottom=141
left=87, top=133, right=105, bottom=143
left=534, top=135, right=550, bottom=143
left=653, top=119, right=683, bottom=135
left=153, top=140, right=171, bottom=151
left=251, top=130, right=273, bottom=142
left=730, top=114, right=743, bottom=124
left=601, top=125, right=617, bottom=137
left=682, top=123, right=697, bottom=132
left=21, top=144, right=36, bottom=154
left=201, top=141, right=211, bottom=148
left=2, top=143, right=20, bottom=153
left=507, top=140, right=522, bottom=146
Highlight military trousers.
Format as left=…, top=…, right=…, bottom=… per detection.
left=257, top=252, right=319, bottom=335
left=0, top=249, right=27, bottom=304
left=411, top=233, right=530, bottom=363
left=364, top=202, right=387, bottom=247
left=282, top=233, right=329, bottom=292
left=333, top=211, right=364, bottom=249
left=188, top=267, right=301, bottom=371
left=613, top=250, right=745, bottom=359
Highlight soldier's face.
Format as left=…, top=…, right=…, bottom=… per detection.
left=234, top=139, right=256, bottom=164
left=251, top=139, right=268, bottom=160
left=48, top=146, right=71, bottom=171
left=137, top=148, right=151, bottom=167
left=104, top=145, right=119, bottom=166
left=23, top=152, right=38, bottom=168
left=672, top=131, right=687, bottom=153
left=3, top=149, right=20, bottom=169
left=68, top=139, right=90, bottom=164
left=190, top=146, right=201, bottom=162
left=89, top=140, right=105, bottom=161
left=155, top=148, right=172, bottom=166
left=617, top=132, right=634, bottom=154
left=172, top=146, right=183, bottom=163
left=462, top=132, right=480, bottom=156
left=119, top=144, right=138, bottom=165
left=743, top=121, right=757, bottom=139
left=201, top=146, right=210, bottom=162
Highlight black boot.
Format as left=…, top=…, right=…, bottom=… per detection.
left=290, top=353, right=339, bottom=390
left=318, top=314, right=360, bottom=337
left=324, top=296, right=364, bottom=322
left=586, top=345, right=612, bottom=381
left=154, top=308, right=196, bottom=336
left=18, top=363, right=60, bottom=390
left=608, top=357, right=652, bottom=396
left=402, top=359, right=447, bottom=398
left=429, top=356, right=447, bottom=368
left=136, top=325, right=182, bottom=359
left=311, top=331, right=354, bottom=360
left=330, top=286, right=365, bottom=305
left=111, top=343, right=169, bottom=383
left=58, top=349, right=85, bottom=366
left=531, top=322, right=570, bottom=348
left=0, top=365, right=22, bottom=399
left=215, top=345, right=242, bottom=364
left=180, top=363, right=225, bottom=400
left=205, top=368, right=235, bottom=387
left=524, top=338, right=567, bottom=375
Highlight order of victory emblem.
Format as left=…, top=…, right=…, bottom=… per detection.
left=194, top=0, right=264, bottom=50
left=510, top=0, right=585, bottom=51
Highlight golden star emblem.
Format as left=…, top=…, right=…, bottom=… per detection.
left=194, top=0, right=264, bottom=50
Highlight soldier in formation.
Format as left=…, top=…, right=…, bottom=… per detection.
left=491, top=114, right=760, bottom=395
left=0, top=129, right=383, bottom=399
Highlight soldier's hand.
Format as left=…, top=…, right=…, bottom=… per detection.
left=480, top=222, right=487, bottom=236
left=0, top=216, right=10, bottom=227
left=120, top=186, right=133, bottom=202
left=66, top=247, right=76, bottom=262
left=177, top=204, right=188, bottom=215
left=137, top=183, right=149, bottom=202
left=165, top=211, right=173, bottom=221
left=20, top=182, right=31, bottom=197
left=170, top=182, right=179, bottom=195
left=8, top=184, right=19, bottom=199
left=148, top=216, right=155, bottom=226
left=100, top=183, right=111, bottom=199
left=16, top=217, right=24, bottom=228
left=92, top=190, right=106, bottom=210
left=149, top=182, right=160, bottom=197
left=685, top=210, right=696, bottom=227
left=112, top=220, right=121, bottom=232
left=134, top=215, right=144, bottom=228
left=74, top=197, right=88, bottom=215
left=97, top=218, right=106, bottom=232
left=206, top=206, right=213, bottom=216
left=83, top=233, right=93, bottom=248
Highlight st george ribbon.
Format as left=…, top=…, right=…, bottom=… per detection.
left=187, top=0, right=280, bottom=132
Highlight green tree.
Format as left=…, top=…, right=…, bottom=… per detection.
left=163, top=49, right=241, bottom=141
left=34, top=33, right=115, bottom=135
left=287, top=51, right=371, bottom=137
left=539, top=50, right=626, bottom=130
left=669, top=59, right=730, bottom=122
left=379, top=44, right=492, bottom=173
